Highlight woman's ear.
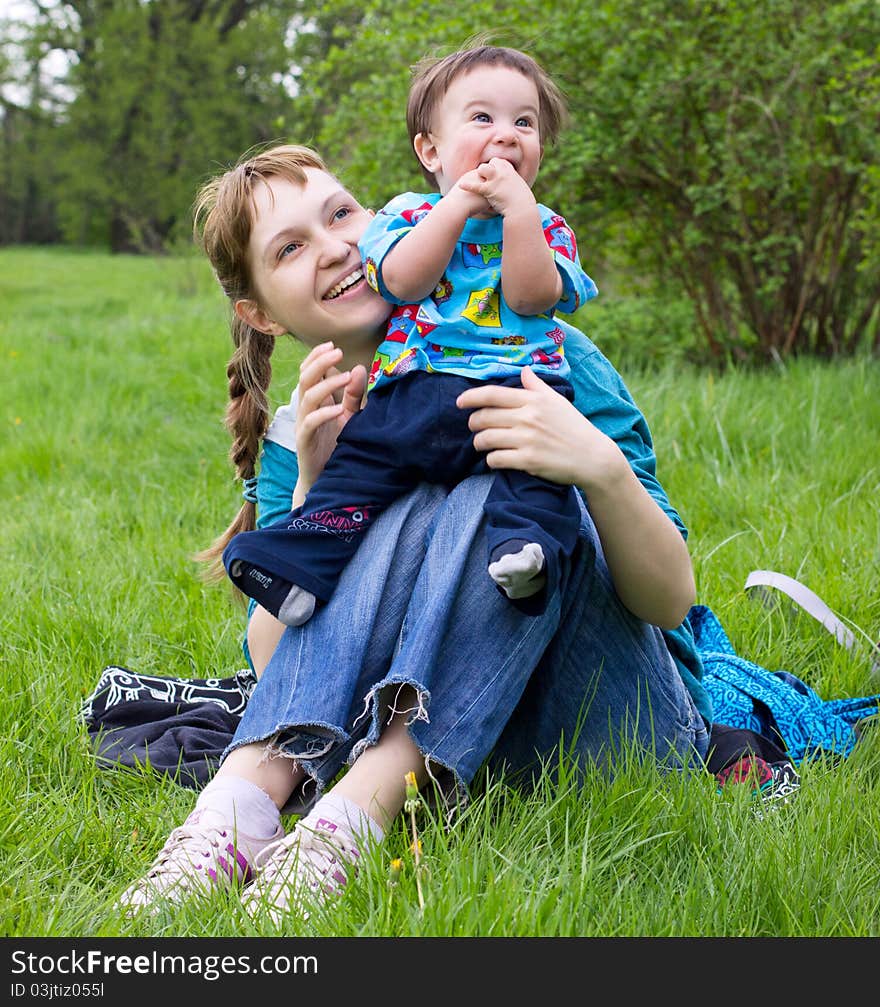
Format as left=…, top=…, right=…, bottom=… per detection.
left=234, top=298, right=285, bottom=337
left=413, top=132, right=441, bottom=175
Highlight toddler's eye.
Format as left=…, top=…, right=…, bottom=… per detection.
left=473, top=112, right=491, bottom=123
left=333, top=206, right=352, bottom=221
left=279, top=241, right=301, bottom=259
left=515, top=117, right=533, bottom=128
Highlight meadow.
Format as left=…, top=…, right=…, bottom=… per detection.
left=2, top=247, right=878, bottom=937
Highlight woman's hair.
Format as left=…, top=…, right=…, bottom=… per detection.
left=192, top=143, right=328, bottom=584
left=407, top=40, right=569, bottom=187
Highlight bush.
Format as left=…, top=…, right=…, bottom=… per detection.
left=543, top=0, right=880, bottom=361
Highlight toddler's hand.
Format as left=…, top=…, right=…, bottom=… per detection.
left=450, top=170, right=494, bottom=217
left=468, top=158, right=537, bottom=217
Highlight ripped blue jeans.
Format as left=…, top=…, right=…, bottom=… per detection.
left=222, top=477, right=709, bottom=814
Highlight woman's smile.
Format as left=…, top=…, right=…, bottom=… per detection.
left=323, top=266, right=366, bottom=301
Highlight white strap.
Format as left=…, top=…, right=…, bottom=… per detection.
left=745, top=570, right=880, bottom=674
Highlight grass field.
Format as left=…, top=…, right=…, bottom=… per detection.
left=1, top=247, right=878, bottom=937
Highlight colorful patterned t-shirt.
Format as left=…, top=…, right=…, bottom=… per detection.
left=358, top=191, right=598, bottom=392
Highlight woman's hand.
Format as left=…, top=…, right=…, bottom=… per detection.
left=456, top=365, right=626, bottom=493
left=457, top=366, right=696, bottom=627
left=295, top=341, right=366, bottom=499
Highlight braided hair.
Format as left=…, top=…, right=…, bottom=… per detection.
left=191, top=144, right=328, bottom=585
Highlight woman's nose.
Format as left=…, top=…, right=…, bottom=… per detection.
left=317, top=234, right=351, bottom=265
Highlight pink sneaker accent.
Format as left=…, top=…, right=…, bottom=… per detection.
left=242, top=816, right=361, bottom=925
left=117, top=807, right=283, bottom=913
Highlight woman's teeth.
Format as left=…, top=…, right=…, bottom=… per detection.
left=325, top=269, right=363, bottom=300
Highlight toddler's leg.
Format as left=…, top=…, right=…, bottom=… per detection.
left=223, top=404, right=420, bottom=627
left=484, top=469, right=582, bottom=616
left=488, top=539, right=547, bottom=600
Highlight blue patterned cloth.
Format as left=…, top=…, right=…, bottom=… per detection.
left=691, top=604, right=880, bottom=764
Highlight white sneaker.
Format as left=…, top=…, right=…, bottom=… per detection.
left=118, top=807, right=283, bottom=912
left=242, top=816, right=361, bottom=926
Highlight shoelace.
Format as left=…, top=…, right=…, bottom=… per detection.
left=149, top=823, right=226, bottom=875
left=255, top=825, right=355, bottom=895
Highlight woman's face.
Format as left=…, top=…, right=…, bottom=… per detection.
left=238, top=168, right=391, bottom=352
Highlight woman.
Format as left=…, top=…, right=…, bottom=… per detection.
left=118, top=144, right=711, bottom=924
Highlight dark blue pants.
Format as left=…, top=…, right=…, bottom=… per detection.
left=223, top=371, right=582, bottom=616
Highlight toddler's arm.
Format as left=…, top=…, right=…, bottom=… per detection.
left=373, top=186, right=489, bottom=303
left=460, top=158, right=560, bottom=316
left=461, top=158, right=595, bottom=317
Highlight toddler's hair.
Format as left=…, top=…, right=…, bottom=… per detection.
left=192, top=143, right=328, bottom=585
left=406, top=42, right=569, bottom=187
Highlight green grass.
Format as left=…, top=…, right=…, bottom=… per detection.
left=2, top=247, right=879, bottom=937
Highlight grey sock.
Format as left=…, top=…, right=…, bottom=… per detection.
left=278, top=586, right=316, bottom=626
left=488, top=542, right=546, bottom=600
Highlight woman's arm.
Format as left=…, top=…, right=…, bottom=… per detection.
left=456, top=366, right=696, bottom=628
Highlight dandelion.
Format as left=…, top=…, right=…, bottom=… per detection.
left=404, top=771, right=426, bottom=912
left=388, top=858, right=403, bottom=885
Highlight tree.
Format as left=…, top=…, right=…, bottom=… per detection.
left=0, top=3, right=66, bottom=243
left=292, top=0, right=880, bottom=360
left=26, top=0, right=295, bottom=251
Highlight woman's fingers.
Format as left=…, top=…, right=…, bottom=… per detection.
left=471, top=425, right=522, bottom=452
left=480, top=448, right=522, bottom=470
left=466, top=405, right=526, bottom=431
left=298, top=401, right=345, bottom=434
left=456, top=383, right=528, bottom=411
left=340, top=364, right=367, bottom=416
left=299, top=367, right=352, bottom=413
left=298, top=342, right=343, bottom=388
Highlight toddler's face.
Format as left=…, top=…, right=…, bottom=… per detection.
left=422, top=64, right=543, bottom=195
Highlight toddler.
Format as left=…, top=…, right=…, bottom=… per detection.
left=224, top=44, right=597, bottom=625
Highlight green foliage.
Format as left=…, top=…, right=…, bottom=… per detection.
left=3, top=1, right=879, bottom=362
left=13, top=0, right=295, bottom=251
left=540, top=0, right=880, bottom=360
left=287, top=0, right=880, bottom=362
